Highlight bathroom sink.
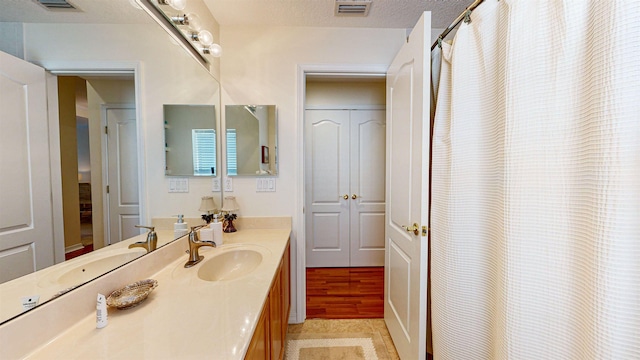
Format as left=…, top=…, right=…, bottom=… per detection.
left=38, top=249, right=146, bottom=288
left=197, top=249, right=263, bottom=281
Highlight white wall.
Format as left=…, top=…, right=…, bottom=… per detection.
left=0, top=23, right=23, bottom=59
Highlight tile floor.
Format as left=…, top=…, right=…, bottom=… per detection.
left=287, top=319, right=400, bottom=360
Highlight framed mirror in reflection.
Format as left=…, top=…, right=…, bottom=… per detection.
left=225, top=105, right=278, bottom=176
left=164, top=105, right=218, bottom=177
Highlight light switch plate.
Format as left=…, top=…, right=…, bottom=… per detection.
left=169, top=177, right=189, bottom=193
left=212, top=178, right=221, bottom=192
left=256, top=178, right=276, bottom=192
left=224, top=177, right=233, bottom=192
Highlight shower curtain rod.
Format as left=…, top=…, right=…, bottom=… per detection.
left=430, top=0, right=485, bottom=51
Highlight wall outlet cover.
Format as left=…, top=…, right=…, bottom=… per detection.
left=224, top=177, right=233, bottom=192
left=212, top=178, right=221, bottom=192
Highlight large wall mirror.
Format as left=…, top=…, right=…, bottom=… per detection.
left=165, top=105, right=218, bottom=177
left=225, top=105, right=278, bottom=176
left=0, top=0, right=221, bottom=325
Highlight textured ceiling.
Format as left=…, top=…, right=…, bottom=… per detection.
left=0, top=0, right=153, bottom=24
left=204, top=0, right=473, bottom=29
left=1, top=0, right=472, bottom=30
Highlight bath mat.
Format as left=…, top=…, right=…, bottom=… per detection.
left=285, top=332, right=390, bottom=360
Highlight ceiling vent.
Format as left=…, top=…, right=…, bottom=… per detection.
left=34, top=0, right=78, bottom=10
left=335, top=0, right=372, bottom=16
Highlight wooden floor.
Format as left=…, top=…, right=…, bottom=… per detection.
left=306, top=267, right=384, bottom=319
left=65, top=244, right=93, bottom=260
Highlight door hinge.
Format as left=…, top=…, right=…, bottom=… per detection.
left=104, top=126, right=108, bottom=135
left=106, top=185, right=110, bottom=194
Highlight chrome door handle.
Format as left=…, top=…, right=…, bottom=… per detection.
left=401, top=223, right=420, bottom=236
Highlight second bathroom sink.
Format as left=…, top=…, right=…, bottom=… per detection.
left=197, top=249, right=263, bottom=281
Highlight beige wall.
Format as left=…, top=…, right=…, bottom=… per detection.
left=306, top=79, right=386, bottom=107
left=57, top=77, right=81, bottom=250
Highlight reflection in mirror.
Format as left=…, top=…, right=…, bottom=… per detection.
left=0, top=232, right=176, bottom=324
left=225, top=105, right=278, bottom=176
left=164, top=105, right=218, bottom=177
left=0, top=0, right=221, bottom=325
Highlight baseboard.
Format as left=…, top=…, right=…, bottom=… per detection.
left=64, top=244, right=84, bottom=253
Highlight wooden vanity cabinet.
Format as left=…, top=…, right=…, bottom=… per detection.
left=245, top=240, right=291, bottom=360
left=246, top=300, right=269, bottom=360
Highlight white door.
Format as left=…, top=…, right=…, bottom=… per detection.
left=305, top=109, right=386, bottom=267
left=104, top=105, right=139, bottom=245
left=349, top=110, right=386, bottom=267
left=0, top=51, right=55, bottom=283
left=305, top=110, right=350, bottom=267
left=384, top=12, right=430, bottom=360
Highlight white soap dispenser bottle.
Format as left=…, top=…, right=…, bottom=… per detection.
left=173, top=214, right=189, bottom=239
left=211, top=214, right=223, bottom=246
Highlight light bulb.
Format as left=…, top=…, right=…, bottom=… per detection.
left=197, top=30, right=213, bottom=46
left=185, top=13, right=201, bottom=31
left=208, top=44, right=222, bottom=57
left=168, top=0, right=186, bottom=10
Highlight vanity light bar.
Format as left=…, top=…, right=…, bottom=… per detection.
left=135, top=0, right=210, bottom=71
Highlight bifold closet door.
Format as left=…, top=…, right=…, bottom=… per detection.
left=305, top=109, right=385, bottom=268
left=305, top=110, right=351, bottom=267
left=349, top=110, right=386, bottom=267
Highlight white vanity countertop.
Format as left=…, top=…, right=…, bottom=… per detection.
left=22, top=228, right=291, bottom=360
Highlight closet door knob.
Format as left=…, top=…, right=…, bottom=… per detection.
left=352, top=194, right=357, bottom=199
left=343, top=194, right=349, bottom=200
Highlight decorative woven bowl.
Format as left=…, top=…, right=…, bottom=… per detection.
left=106, top=279, right=158, bottom=310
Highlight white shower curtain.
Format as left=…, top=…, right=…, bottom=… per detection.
left=430, top=0, right=640, bottom=359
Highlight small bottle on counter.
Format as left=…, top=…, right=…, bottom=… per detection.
left=96, top=293, right=108, bottom=329
left=174, top=214, right=189, bottom=239
left=211, top=214, right=223, bottom=246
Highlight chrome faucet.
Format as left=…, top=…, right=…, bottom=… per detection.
left=184, top=225, right=216, bottom=268
left=129, top=225, right=158, bottom=253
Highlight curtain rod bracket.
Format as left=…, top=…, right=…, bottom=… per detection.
left=463, top=10, right=472, bottom=24
left=430, top=0, right=484, bottom=50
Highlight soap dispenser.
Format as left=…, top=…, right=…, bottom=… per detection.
left=174, top=214, right=189, bottom=239
left=210, top=214, right=223, bottom=246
